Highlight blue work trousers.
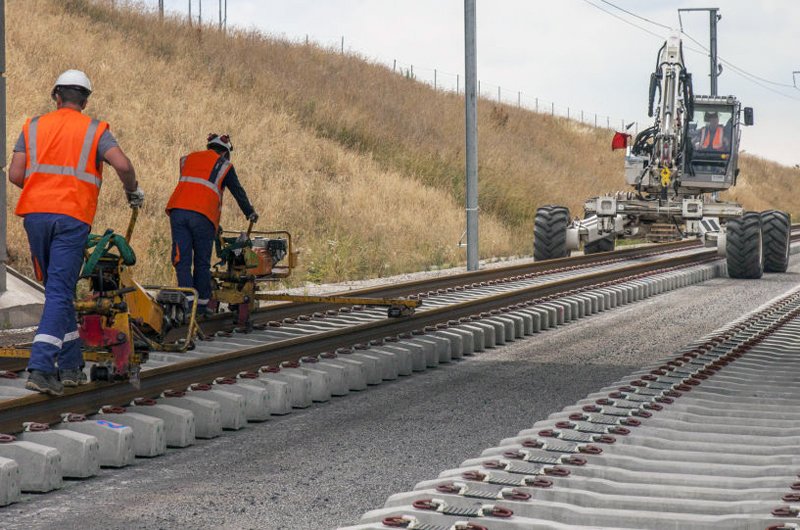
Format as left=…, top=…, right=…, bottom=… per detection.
left=24, top=213, right=90, bottom=374
left=169, top=209, right=215, bottom=306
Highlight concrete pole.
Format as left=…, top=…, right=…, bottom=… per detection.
left=188, top=0, right=192, bottom=26
left=464, top=0, right=479, bottom=270
left=709, top=8, right=719, bottom=95
left=0, top=0, right=6, bottom=291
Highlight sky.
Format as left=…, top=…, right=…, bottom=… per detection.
left=161, top=0, right=800, bottom=167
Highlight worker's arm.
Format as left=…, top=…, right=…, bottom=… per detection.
left=103, top=146, right=138, bottom=192
left=223, top=166, right=257, bottom=219
left=8, top=152, right=26, bottom=189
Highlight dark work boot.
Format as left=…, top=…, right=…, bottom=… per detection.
left=25, top=370, right=64, bottom=396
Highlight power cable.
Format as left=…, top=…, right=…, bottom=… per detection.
left=577, top=0, right=664, bottom=40
left=597, top=0, right=671, bottom=30
left=587, top=0, right=800, bottom=100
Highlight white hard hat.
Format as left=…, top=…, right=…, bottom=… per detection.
left=207, top=133, right=233, bottom=153
left=53, top=70, right=93, bottom=93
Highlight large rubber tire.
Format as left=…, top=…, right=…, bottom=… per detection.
left=760, top=210, right=791, bottom=273
left=584, top=236, right=615, bottom=255
left=534, top=206, right=570, bottom=261
left=726, top=212, right=764, bottom=279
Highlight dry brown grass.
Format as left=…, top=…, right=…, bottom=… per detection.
left=5, top=0, right=797, bottom=285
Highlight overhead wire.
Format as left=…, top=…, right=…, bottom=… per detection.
left=584, top=0, right=800, bottom=100
left=577, top=0, right=665, bottom=40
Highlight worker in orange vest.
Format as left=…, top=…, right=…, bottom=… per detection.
left=8, top=70, right=144, bottom=396
left=697, top=111, right=728, bottom=151
left=166, top=134, right=258, bottom=317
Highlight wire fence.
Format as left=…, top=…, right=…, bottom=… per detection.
left=112, top=0, right=650, bottom=135
left=295, top=34, right=649, bottom=135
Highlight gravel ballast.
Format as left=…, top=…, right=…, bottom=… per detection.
left=3, top=266, right=799, bottom=530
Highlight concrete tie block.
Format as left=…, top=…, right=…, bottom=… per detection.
left=300, top=358, right=349, bottom=395
left=404, top=337, right=440, bottom=367
left=539, top=303, right=564, bottom=326
left=0, top=455, right=20, bottom=506
left=457, top=323, right=486, bottom=351
left=462, top=321, right=493, bottom=348
left=96, top=407, right=166, bottom=457
left=128, top=399, right=196, bottom=448
left=431, top=330, right=465, bottom=358
left=0, top=385, right=34, bottom=399
left=351, top=346, right=399, bottom=380
left=318, top=354, right=369, bottom=390
left=492, top=315, right=518, bottom=340
left=259, top=367, right=313, bottom=407
left=239, top=372, right=293, bottom=414
left=186, top=384, right=247, bottom=430
left=212, top=378, right=272, bottom=421
left=0, top=438, right=61, bottom=492
left=19, top=426, right=99, bottom=478
left=422, top=333, right=453, bottom=363
left=370, top=345, right=413, bottom=376
left=337, top=350, right=382, bottom=384
left=281, top=362, right=333, bottom=402
left=391, top=341, right=427, bottom=371
left=442, top=327, right=475, bottom=355
left=56, top=415, right=135, bottom=468
left=160, top=391, right=223, bottom=438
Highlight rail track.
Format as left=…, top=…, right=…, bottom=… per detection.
left=0, top=233, right=798, bottom=511
left=341, top=284, right=800, bottom=529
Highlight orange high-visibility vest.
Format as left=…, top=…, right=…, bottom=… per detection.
left=166, top=150, right=232, bottom=228
left=701, top=126, right=723, bottom=150
left=15, top=108, right=108, bottom=225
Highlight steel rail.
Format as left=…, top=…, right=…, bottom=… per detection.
left=0, top=248, right=718, bottom=433
left=0, top=239, right=701, bottom=373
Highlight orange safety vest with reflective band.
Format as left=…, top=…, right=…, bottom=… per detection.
left=165, top=150, right=232, bottom=228
left=701, top=126, right=723, bottom=150
left=15, top=108, right=108, bottom=225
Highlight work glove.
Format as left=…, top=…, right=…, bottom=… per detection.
left=247, top=212, right=259, bottom=223
left=126, top=186, right=145, bottom=208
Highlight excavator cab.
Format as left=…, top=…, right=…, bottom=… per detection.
left=682, top=96, right=749, bottom=192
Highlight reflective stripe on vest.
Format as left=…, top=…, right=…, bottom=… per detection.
left=702, top=127, right=723, bottom=150
left=166, top=151, right=232, bottom=227
left=24, top=116, right=103, bottom=189
left=177, top=175, right=223, bottom=196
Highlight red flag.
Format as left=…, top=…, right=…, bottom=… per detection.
left=611, top=132, right=631, bottom=151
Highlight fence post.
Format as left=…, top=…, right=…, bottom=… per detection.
left=517, top=91, right=521, bottom=108
left=410, top=64, right=414, bottom=79
left=607, top=116, right=610, bottom=128
left=306, top=34, right=309, bottom=45
left=581, top=110, right=584, bottom=122
left=457, top=74, right=459, bottom=94
left=497, top=86, right=500, bottom=102
left=621, top=119, right=625, bottom=130
left=567, top=107, right=570, bottom=119
left=434, top=69, right=437, bottom=90
left=551, top=102, right=554, bottom=115
left=478, top=80, right=481, bottom=95
left=535, top=97, right=538, bottom=112
left=594, top=113, right=597, bottom=127
left=393, top=59, right=396, bottom=73
left=341, top=36, right=344, bottom=53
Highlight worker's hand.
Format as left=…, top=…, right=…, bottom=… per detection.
left=126, top=186, right=145, bottom=208
left=247, top=212, right=259, bottom=224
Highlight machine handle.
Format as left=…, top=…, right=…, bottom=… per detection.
left=125, top=207, right=139, bottom=243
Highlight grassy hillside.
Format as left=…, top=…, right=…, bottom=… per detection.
left=5, top=0, right=799, bottom=285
